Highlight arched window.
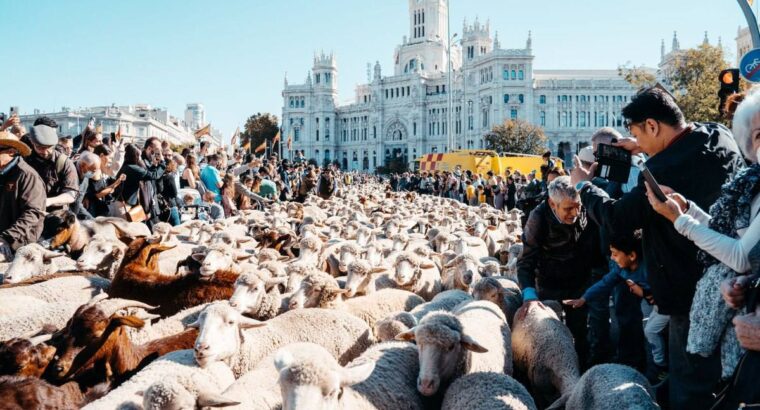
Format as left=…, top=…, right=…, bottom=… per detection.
left=518, top=70, right=524, bottom=80
left=511, top=70, right=516, bottom=80
left=540, top=111, right=546, bottom=126
left=518, top=94, right=524, bottom=104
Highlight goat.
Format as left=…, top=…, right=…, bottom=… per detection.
left=109, top=237, right=241, bottom=317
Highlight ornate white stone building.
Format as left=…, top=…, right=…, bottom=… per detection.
left=282, top=0, right=649, bottom=171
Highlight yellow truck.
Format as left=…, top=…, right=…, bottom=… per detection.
left=414, top=149, right=563, bottom=178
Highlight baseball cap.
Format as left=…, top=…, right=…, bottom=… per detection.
left=578, top=146, right=595, bottom=164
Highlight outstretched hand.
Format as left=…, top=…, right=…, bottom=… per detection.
left=645, top=182, right=688, bottom=223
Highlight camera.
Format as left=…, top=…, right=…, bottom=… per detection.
left=594, top=143, right=631, bottom=183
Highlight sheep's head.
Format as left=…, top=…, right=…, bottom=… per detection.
left=298, top=236, right=323, bottom=259
left=187, top=302, right=266, bottom=368
left=432, top=233, right=454, bottom=253
left=373, top=312, right=417, bottom=342
left=76, top=235, right=127, bottom=277
left=3, top=243, right=67, bottom=283
left=393, top=252, right=435, bottom=286
left=210, top=232, right=253, bottom=249
left=0, top=333, right=56, bottom=377
left=480, top=261, right=502, bottom=277
left=390, top=232, right=410, bottom=252
left=443, top=254, right=482, bottom=288
left=229, top=271, right=286, bottom=315
left=257, top=248, right=287, bottom=263
left=45, top=294, right=156, bottom=382
left=471, top=277, right=506, bottom=306
left=275, top=343, right=375, bottom=410
left=396, top=311, right=487, bottom=396
left=365, top=244, right=385, bottom=268
left=343, top=260, right=387, bottom=298
left=288, top=272, right=344, bottom=310
left=191, top=245, right=253, bottom=277
left=140, top=379, right=240, bottom=410
left=337, top=243, right=364, bottom=273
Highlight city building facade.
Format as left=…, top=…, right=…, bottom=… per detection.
left=282, top=0, right=656, bottom=171
left=16, top=103, right=221, bottom=148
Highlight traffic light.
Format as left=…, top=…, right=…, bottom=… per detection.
left=718, top=69, right=740, bottom=117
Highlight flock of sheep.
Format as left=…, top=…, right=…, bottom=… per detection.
left=0, top=183, right=660, bottom=409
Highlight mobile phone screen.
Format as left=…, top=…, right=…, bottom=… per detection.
left=639, top=164, right=667, bottom=202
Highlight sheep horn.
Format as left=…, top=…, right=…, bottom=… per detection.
left=84, top=291, right=110, bottom=308
left=29, top=334, right=53, bottom=345
left=98, top=299, right=159, bottom=317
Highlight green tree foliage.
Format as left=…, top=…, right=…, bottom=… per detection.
left=669, top=43, right=729, bottom=123
left=618, top=63, right=657, bottom=89
left=484, top=119, right=548, bottom=155
left=241, top=113, right=280, bottom=153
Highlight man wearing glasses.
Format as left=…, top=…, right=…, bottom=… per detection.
left=25, top=123, right=79, bottom=212
left=570, top=87, right=744, bottom=408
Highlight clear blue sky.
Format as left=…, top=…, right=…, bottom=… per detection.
left=0, top=0, right=752, bottom=143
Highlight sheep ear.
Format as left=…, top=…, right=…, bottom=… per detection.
left=487, top=226, right=497, bottom=231
left=42, top=249, right=66, bottom=261
left=235, top=253, right=254, bottom=262
left=420, top=262, right=435, bottom=269
left=111, top=315, right=146, bottom=329
left=274, top=349, right=295, bottom=371
left=278, top=255, right=289, bottom=261
left=185, top=318, right=200, bottom=329
left=264, top=277, right=287, bottom=289
left=460, top=334, right=488, bottom=353
left=191, top=253, right=206, bottom=262
left=370, top=267, right=387, bottom=274
left=395, top=328, right=417, bottom=342
left=340, top=360, right=375, bottom=387
left=239, top=316, right=267, bottom=329
left=196, top=391, right=241, bottom=408
left=545, top=393, right=570, bottom=410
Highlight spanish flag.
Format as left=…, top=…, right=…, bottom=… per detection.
left=115, top=125, right=122, bottom=140
left=287, top=133, right=292, bottom=150
left=230, top=127, right=240, bottom=147
left=272, top=130, right=281, bottom=144
left=194, top=124, right=211, bottom=139
left=254, top=139, right=266, bottom=154
left=242, top=138, right=251, bottom=151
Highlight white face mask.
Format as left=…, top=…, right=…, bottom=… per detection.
left=83, top=171, right=94, bottom=179
left=755, top=146, right=760, bottom=164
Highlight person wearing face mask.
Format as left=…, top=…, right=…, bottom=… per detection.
left=570, top=87, right=745, bottom=409
left=25, top=123, right=80, bottom=212
left=517, top=176, right=601, bottom=369
left=69, top=151, right=101, bottom=220
left=0, top=131, right=45, bottom=262
left=643, top=87, right=760, bottom=399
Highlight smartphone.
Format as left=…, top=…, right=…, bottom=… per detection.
left=638, top=162, right=667, bottom=202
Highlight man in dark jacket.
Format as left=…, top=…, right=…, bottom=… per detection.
left=570, top=87, right=744, bottom=409
left=25, top=123, right=79, bottom=212
left=517, top=175, right=599, bottom=367
left=0, top=131, right=46, bottom=261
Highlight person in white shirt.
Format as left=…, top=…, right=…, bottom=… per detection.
left=646, top=86, right=760, bottom=379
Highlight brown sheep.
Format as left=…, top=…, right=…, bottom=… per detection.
left=109, top=237, right=241, bottom=317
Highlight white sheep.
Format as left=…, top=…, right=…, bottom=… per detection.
left=441, top=254, right=484, bottom=292
left=128, top=304, right=208, bottom=346
left=374, top=289, right=472, bottom=342
left=74, top=234, right=127, bottom=279
left=511, top=301, right=580, bottom=407
left=441, top=372, right=537, bottom=410
left=471, top=276, right=523, bottom=327
left=228, top=271, right=288, bottom=320
left=291, top=271, right=425, bottom=330
left=396, top=300, right=512, bottom=397
left=546, top=364, right=658, bottom=410
left=343, top=259, right=394, bottom=298
left=2, top=243, right=76, bottom=283
left=274, top=341, right=427, bottom=410
left=82, top=350, right=235, bottom=410
left=391, top=251, right=442, bottom=301
left=189, top=302, right=373, bottom=377
left=140, top=378, right=239, bottom=410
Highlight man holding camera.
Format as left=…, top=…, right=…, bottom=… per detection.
left=25, top=123, right=79, bottom=212
left=570, top=87, right=744, bottom=408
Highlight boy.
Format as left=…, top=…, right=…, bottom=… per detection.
left=465, top=180, right=476, bottom=206
left=564, top=230, right=669, bottom=381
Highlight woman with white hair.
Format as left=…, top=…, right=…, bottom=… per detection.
left=646, top=86, right=760, bottom=400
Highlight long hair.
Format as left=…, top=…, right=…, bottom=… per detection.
left=122, top=144, right=145, bottom=168
left=185, top=154, right=200, bottom=179
left=78, top=128, right=99, bottom=154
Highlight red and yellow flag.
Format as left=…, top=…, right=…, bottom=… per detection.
left=272, top=130, right=281, bottom=144
left=254, top=140, right=266, bottom=154
left=287, top=133, right=292, bottom=150
left=194, top=124, right=211, bottom=139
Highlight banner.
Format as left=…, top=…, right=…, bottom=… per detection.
left=254, top=139, right=266, bottom=154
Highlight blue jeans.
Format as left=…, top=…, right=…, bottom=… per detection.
left=644, top=305, right=669, bottom=366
